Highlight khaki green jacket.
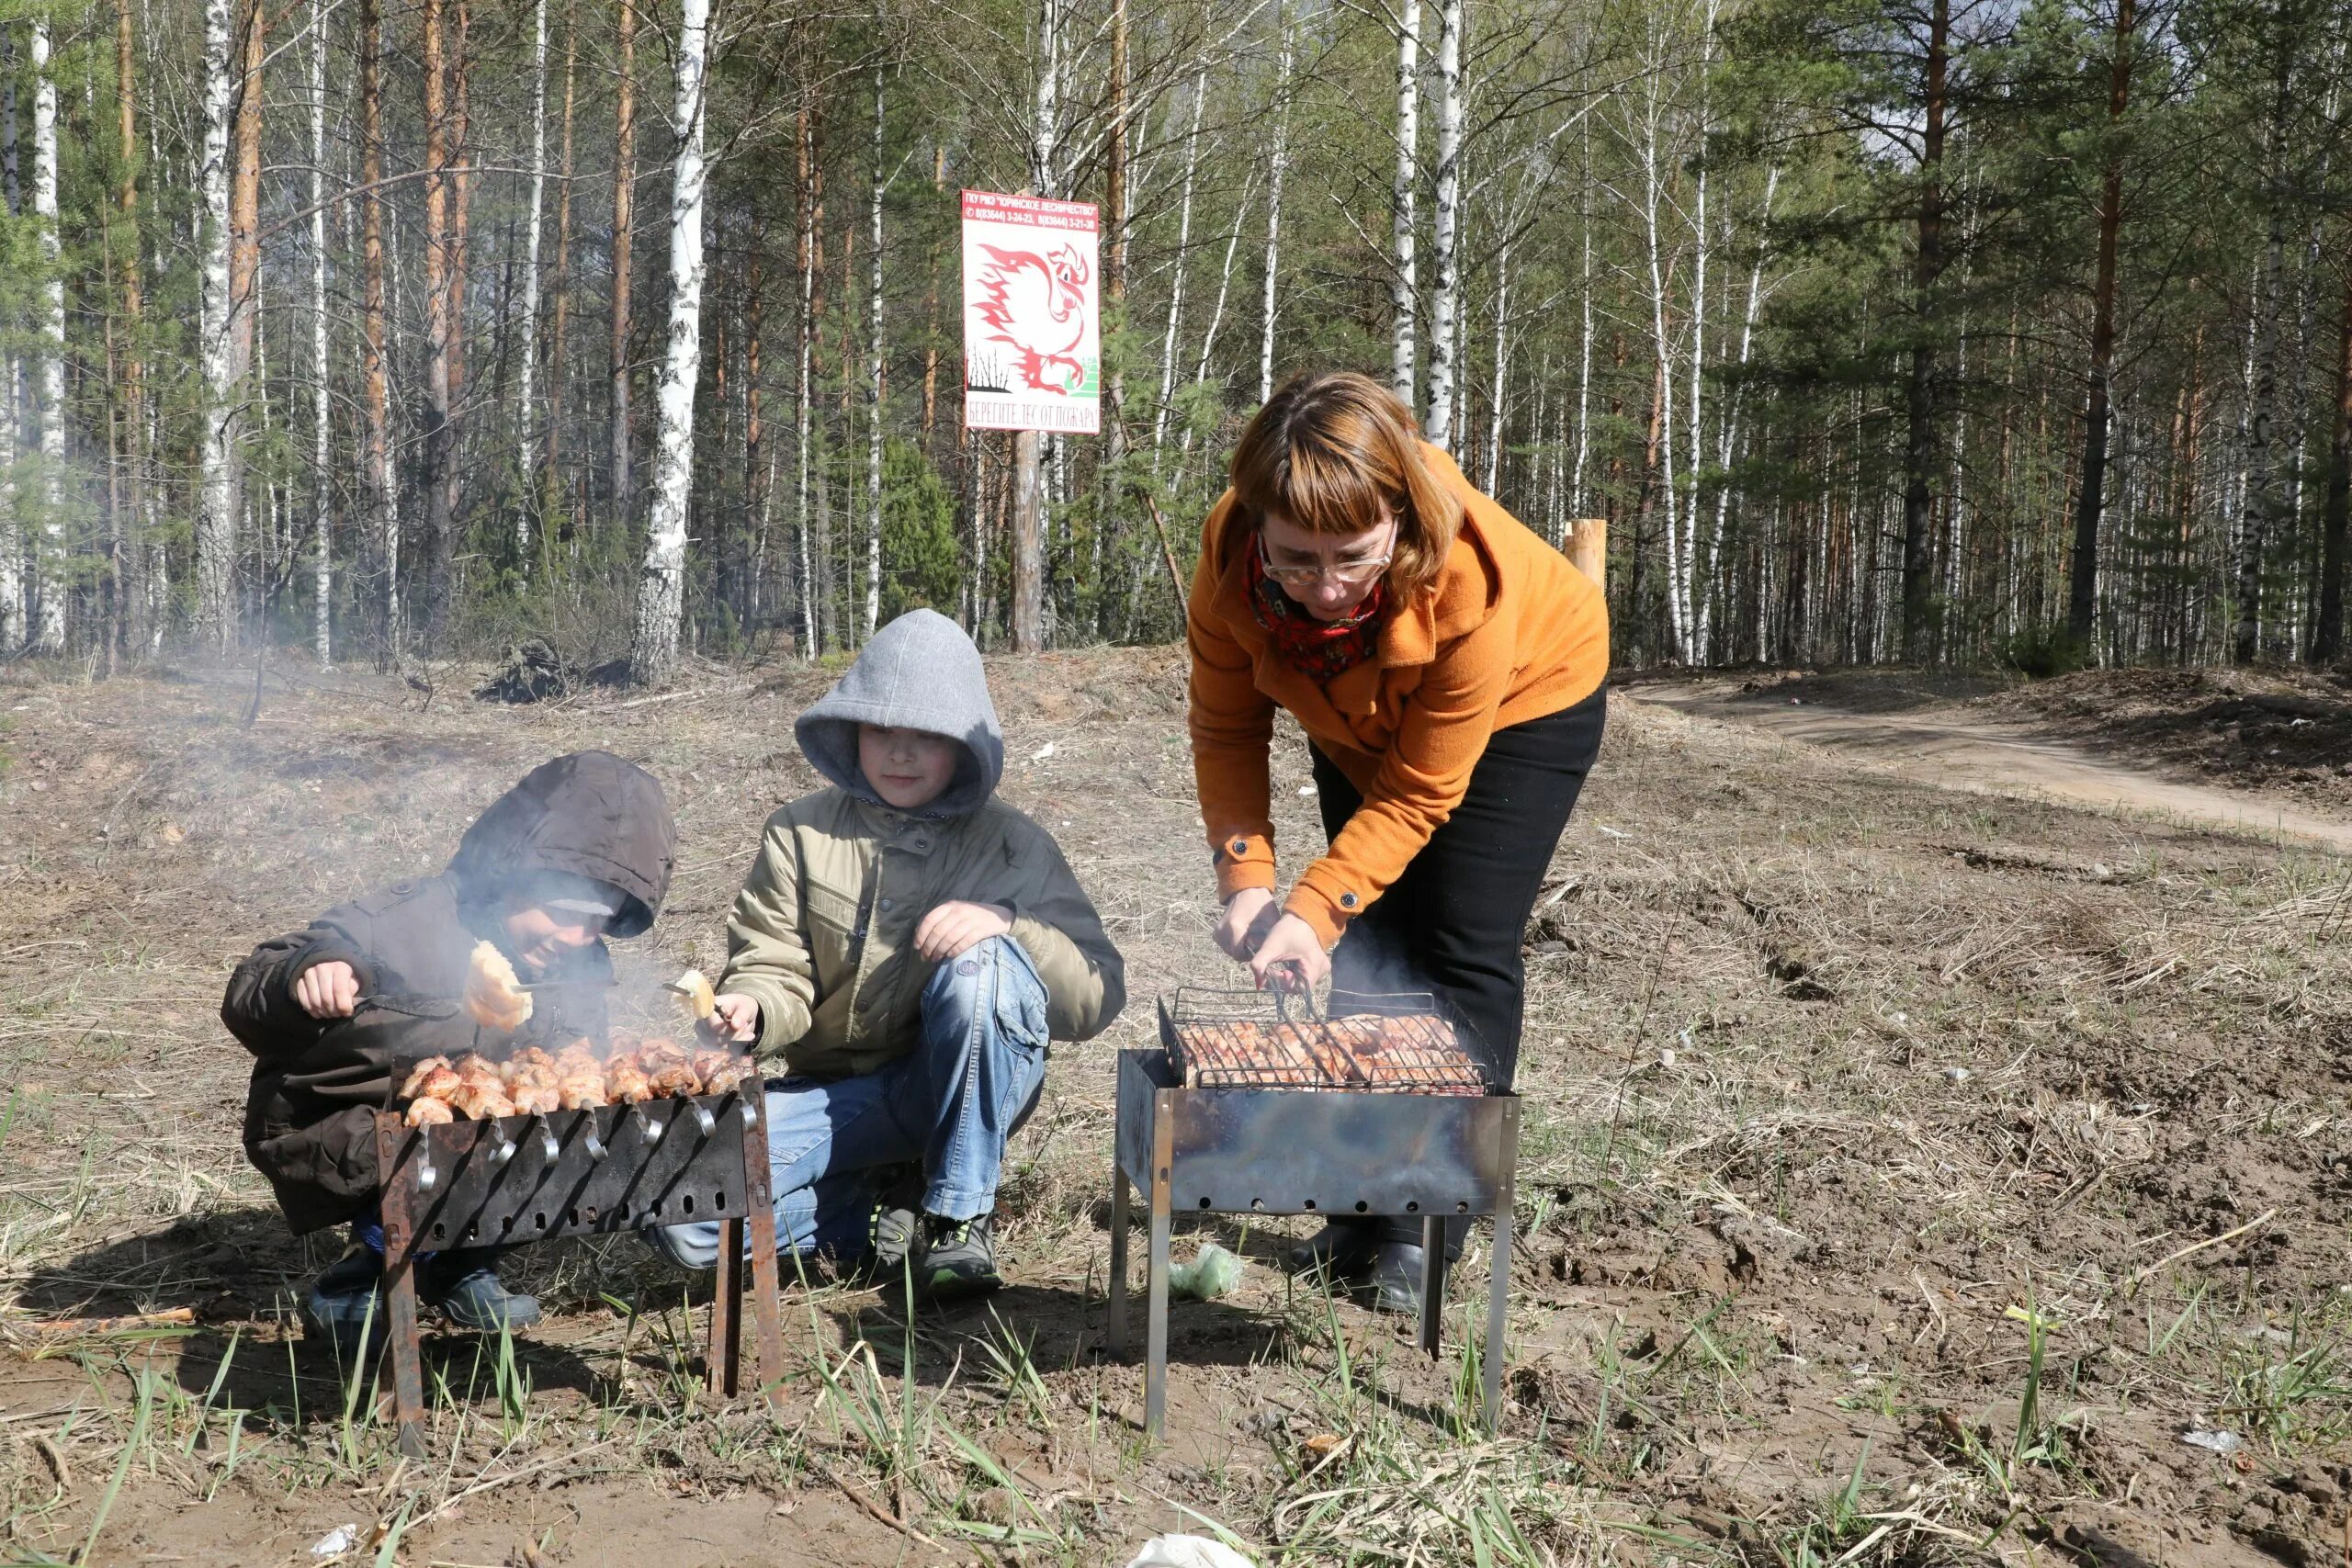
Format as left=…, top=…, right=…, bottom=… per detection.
left=722, top=787, right=1125, bottom=1078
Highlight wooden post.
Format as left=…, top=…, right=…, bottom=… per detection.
left=1565, top=517, right=1606, bottom=593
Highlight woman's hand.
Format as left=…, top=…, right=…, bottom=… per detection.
left=709, top=992, right=762, bottom=1043
left=1215, top=887, right=1282, bottom=961
left=292, top=959, right=360, bottom=1020
left=1248, top=913, right=1329, bottom=993
left=916, top=901, right=1015, bottom=962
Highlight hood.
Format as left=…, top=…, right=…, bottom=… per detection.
left=447, top=750, right=678, bottom=936
left=795, top=609, right=1003, bottom=818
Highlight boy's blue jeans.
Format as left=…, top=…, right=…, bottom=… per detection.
left=647, top=936, right=1050, bottom=1269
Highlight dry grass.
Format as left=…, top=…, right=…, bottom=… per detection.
left=1, top=650, right=2349, bottom=1565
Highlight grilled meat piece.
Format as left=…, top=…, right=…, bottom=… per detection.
left=690, top=1046, right=755, bottom=1095
left=400, top=1057, right=463, bottom=1103
left=449, top=1078, right=516, bottom=1120
left=405, top=1096, right=456, bottom=1127
left=463, top=940, right=534, bottom=1032
left=552, top=1042, right=609, bottom=1110
left=605, top=1057, right=655, bottom=1104
left=632, top=1037, right=702, bottom=1097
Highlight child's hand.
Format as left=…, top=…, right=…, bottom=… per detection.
left=915, top=901, right=1014, bottom=963
left=710, top=992, right=762, bottom=1043
left=293, top=959, right=361, bottom=1019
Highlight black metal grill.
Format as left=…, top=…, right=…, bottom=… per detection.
left=371, top=1083, right=786, bottom=1457
left=1108, top=987, right=1519, bottom=1440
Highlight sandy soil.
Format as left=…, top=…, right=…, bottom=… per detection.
left=3, top=650, right=2350, bottom=1566
left=1626, top=674, right=2352, bottom=852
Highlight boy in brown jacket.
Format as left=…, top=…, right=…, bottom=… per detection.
left=222, top=751, right=676, bottom=1359
left=650, top=610, right=1124, bottom=1296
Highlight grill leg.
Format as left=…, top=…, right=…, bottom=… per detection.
left=1107, top=1165, right=1130, bottom=1357
left=1145, top=1181, right=1170, bottom=1438
left=1484, top=1107, right=1521, bottom=1436
left=373, top=1113, right=427, bottom=1461
left=740, top=1115, right=788, bottom=1408
left=709, top=1216, right=744, bottom=1398
left=1418, top=1215, right=1443, bottom=1357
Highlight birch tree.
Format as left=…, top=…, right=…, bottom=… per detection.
left=1423, top=0, right=1463, bottom=446
left=864, top=57, right=886, bottom=642
left=629, top=0, right=710, bottom=684
left=1259, top=5, right=1294, bottom=406
left=311, top=0, right=332, bottom=664
left=517, top=0, right=549, bottom=563
left=1391, top=0, right=1421, bottom=402
left=28, top=17, right=63, bottom=653
left=196, top=0, right=239, bottom=648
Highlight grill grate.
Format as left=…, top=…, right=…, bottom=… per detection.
left=1159, top=987, right=1487, bottom=1094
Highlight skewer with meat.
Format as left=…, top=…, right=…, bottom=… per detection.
left=552, top=1042, right=609, bottom=1110
left=690, top=1046, right=756, bottom=1095
left=397, top=1055, right=463, bottom=1125
left=503, top=1046, right=563, bottom=1114
left=630, top=1037, right=703, bottom=1098
left=604, top=1054, right=655, bottom=1105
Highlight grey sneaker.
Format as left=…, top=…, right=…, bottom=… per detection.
left=1367, top=1240, right=1444, bottom=1316
left=915, top=1212, right=1002, bottom=1298
left=301, top=1247, right=389, bottom=1366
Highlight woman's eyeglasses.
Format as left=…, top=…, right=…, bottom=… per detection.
left=1257, top=532, right=1392, bottom=588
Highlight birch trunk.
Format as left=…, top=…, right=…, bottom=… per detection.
left=794, top=69, right=820, bottom=654
left=1390, top=0, right=1419, bottom=402
left=611, top=0, right=639, bottom=530
left=29, top=17, right=64, bottom=653
left=2237, top=44, right=2292, bottom=665
left=311, top=0, right=332, bottom=664
left=1572, top=114, right=1592, bottom=516
left=1171, top=166, right=1257, bottom=495
left=1423, top=0, right=1462, bottom=446
left=196, top=0, right=239, bottom=649
left=863, top=59, right=885, bottom=642
left=517, top=0, right=548, bottom=561
left=1258, top=7, right=1294, bottom=406
left=0, top=37, right=17, bottom=652
left=1483, top=240, right=1510, bottom=494
left=629, top=0, right=709, bottom=684
left=1012, top=0, right=1058, bottom=653
left=1152, top=68, right=1204, bottom=463
left=1636, top=42, right=1685, bottom=659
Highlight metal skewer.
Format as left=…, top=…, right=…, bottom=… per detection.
left=413, top=1137, right=438, bottom=1192
left=737, top=1090, right=761, bottom=1132
left=631, top=1102, right=663, bottom=1145
left=687, top=1098, right=717, bottom=1137
left=487, top=1119, right=517, bottom=1165
left=582, top=1116, right=607, bottom=1161
left=533, top=1115, right=560, bottom=1162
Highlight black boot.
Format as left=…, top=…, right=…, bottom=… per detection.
left=1366, top=1238, right=1449, bottom=1316
left=301, top=1246, right=389, bottom=1366
left=420, top=1248, right=541, bottom=1332
left=1286, top=1219, right=1379, bottom=1282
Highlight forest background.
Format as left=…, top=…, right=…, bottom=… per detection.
left=1, top=0, right=2349, bottom=684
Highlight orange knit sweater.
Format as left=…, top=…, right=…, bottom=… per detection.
left=1187, top=446, right=1610, bottom=947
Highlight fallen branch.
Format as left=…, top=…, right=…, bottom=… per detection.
left=2130, top=1208, right=2277, bottom=1290
left=819, top=1461, right=942, bottom=1550
left=7, top=1306, right=197, bottom=1338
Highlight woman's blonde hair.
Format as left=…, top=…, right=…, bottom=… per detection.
left=1227, top=370, right=1464, bottom=600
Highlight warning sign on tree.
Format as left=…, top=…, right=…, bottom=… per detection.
left=961, top=190, right=1101, bottom=434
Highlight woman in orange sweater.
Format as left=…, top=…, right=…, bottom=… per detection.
left=1188, top=369, right=1609, bottom=1312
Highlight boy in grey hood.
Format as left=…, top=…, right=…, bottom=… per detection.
left=650, top=610, right=1125, bottom=1295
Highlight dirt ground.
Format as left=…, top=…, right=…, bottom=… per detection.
left=3, top=649, right=2350, bottom=1566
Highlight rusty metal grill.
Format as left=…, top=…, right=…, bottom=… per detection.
left=1159, top=987, right=1489, bottom=1094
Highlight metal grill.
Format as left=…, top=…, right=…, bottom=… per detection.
left=1159, top=987, right=1488, bottom=1094
left=372, top=1070, right=786, bottom=1458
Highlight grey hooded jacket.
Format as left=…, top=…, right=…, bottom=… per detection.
left=723, top=610, right=1125, bottom=1077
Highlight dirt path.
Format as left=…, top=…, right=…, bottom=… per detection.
left=1632, top=680, right=2352, bottom=852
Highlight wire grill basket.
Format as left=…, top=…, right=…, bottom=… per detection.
left=1157, top=987, right=1488, bottom=1095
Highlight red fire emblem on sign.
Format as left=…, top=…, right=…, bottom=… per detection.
left=971, top=242, right=1091, bottom=396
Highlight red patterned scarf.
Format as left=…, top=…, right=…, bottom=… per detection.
left=1248, top=539, right=1387, bottom=682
